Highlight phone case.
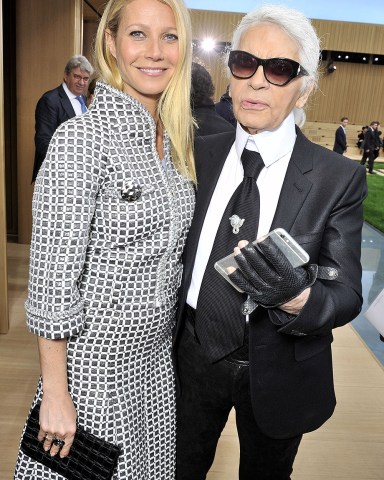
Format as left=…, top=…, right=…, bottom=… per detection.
left=214, top=228, right=309, bottom=293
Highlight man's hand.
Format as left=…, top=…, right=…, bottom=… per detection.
left=228, top=236, right=317, bottom=309
left=278, top=287, right=311, bottom=315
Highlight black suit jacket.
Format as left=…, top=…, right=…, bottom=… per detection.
left=175, top=128, right=367, bottom=439
left=333, top=125, right=347, bottom=154
left=32, top=84, right=79, bottom=182
left=194, top=105, right=235, bottom=137
left=364, top=128, right=378, bottom=151
left=215, top=94, right=237, bottom=127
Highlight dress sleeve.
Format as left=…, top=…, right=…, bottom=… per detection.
left=25, top=119, right=105, bottom=339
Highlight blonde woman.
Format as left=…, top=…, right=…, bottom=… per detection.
left=14, top=0, right=195, bottom=478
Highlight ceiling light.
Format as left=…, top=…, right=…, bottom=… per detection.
left=201, top=38, right=216, bottom=52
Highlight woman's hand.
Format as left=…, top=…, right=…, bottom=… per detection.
left=37, top=394, right=77, bottom=458
left=36, top=336, right=76, bottom=458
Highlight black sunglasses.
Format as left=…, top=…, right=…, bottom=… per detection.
left=228, top=50, right=309, bottom=86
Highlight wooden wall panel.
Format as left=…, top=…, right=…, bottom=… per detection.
left=190, top=9, right=244, bottom=42
left=0, top=0, right=9, bottom=333
left=190, top=10, right=384, bottom=55
left=190, top=9, right=239, bottom=101
left=83, top=20, right=98, bottom=67
left=15, top=0, right=83, bottom=245
left=308, top=62, right=384, bottom=124
left=312, top=20, right=384, bottom=53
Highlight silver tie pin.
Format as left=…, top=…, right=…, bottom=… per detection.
left=229, top=214, right=244, bottom=234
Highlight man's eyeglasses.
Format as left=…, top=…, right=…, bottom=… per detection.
left=72, top=73, right=90, bottom=83
left=228, top=50, right=309, bottom=86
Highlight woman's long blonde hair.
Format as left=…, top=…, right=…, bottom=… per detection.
left=94, top=0, right=196, bottom=183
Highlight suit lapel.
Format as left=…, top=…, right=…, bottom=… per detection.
left=271, top=128, right=314, bottom=231
left=58, top=84, right=76, bottom=118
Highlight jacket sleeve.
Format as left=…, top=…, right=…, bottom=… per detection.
left=269, top=164, right=367, bottom=337
left=26, top=119, right=106, bottom=339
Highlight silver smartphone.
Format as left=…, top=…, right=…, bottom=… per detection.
left=214, top=228, right=310, bottom=292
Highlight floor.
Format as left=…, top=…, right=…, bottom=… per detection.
left=352, top=223, right=384, bottom=365
left=1, top=220, right=384, bottom=479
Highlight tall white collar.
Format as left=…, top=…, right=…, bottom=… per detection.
left=235, top=112, right=297, bottom=167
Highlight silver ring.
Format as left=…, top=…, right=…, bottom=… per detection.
left=53, top=437, right=65, bottom=448
left=45, top=434, right=54, bottom=442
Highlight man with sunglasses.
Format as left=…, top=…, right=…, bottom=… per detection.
left=175, top=5, right=367, bottom=480
left=31, top=55, right=93, bottom=182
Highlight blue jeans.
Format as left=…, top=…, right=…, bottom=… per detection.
left=176, top=326, right=302, bottom=480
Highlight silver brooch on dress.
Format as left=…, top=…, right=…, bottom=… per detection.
left=121, top=181, right=142, bottom=202
left=229, top=214, right=244, bottom=234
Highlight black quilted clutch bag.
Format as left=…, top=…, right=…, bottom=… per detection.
left=21, top=403, right=121, bottom=480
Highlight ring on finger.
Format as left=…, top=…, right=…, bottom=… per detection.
left=45, top=434, right=54, bottom=442
left=52, top=437, right=65, bottom=448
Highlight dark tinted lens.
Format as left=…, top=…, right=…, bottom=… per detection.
left=265, top=58, right=295, bottom=85
left=230, top=51, right=258, bottom=78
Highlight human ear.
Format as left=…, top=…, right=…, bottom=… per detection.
left=105, top=29, right=117, bottom=59
left=295, top=79, right=314, bottom=109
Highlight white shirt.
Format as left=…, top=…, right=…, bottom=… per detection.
left=187, top=112, right=297, bottom=308
left=62, top=82, right=84, bottom=116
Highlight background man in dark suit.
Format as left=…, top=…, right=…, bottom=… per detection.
left=215, top=84, right=237, bottom=127
left=175, top=5, right=367, bottom=480
left=333, top=116, right=349, bottom=154
left=31, top=55, right=93, bottom=182
left=360, top=121, right=380, bottom=174
left=191, top=62, right=234, bottom=136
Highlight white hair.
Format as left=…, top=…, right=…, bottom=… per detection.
left=228, top=4, right=321, bottom=126
left=65, top=55, right=94, bottom=76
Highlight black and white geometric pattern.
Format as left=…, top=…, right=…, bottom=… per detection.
left=14, top=82, right=195, bottom=479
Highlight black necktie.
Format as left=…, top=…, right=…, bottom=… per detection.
left=195, top=149, right=264, bottom=362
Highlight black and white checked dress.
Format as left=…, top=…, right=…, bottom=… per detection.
left=14, top=82, right=195, bottom=479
